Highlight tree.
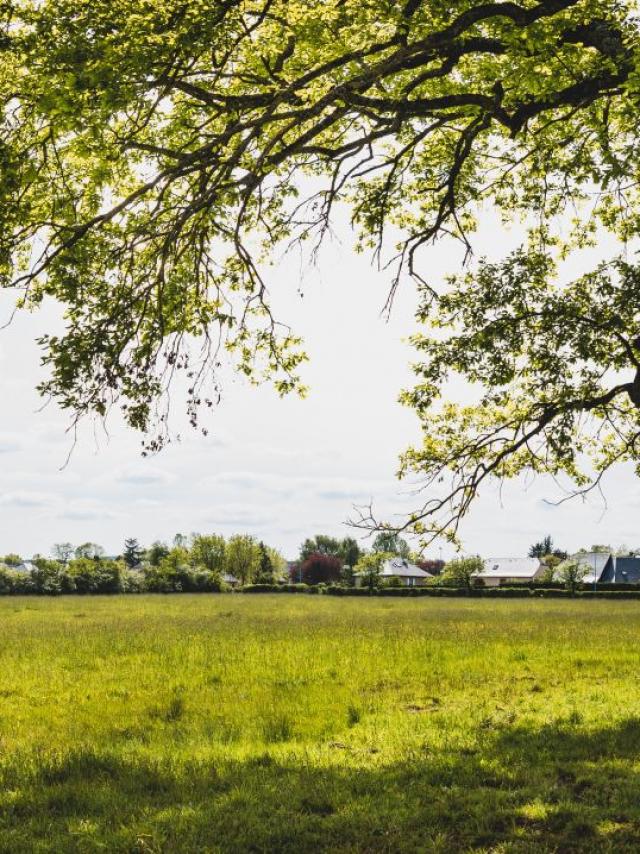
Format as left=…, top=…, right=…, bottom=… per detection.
left=225, top=535, right=260, bottom=586
left=146, top=541, right=170, bottom=567
left=529, top=536, right=554, bottom=559
left=299, top=536, right=343, bottom=563
left=266, top=546, right=287, bottom=581
left=300, top=552, right=342, bottom=586
left=417, top=558, right=445, bottom=576
left=52, top=543, right=74, bottom=564
left=3, top=1, right=640, bottom=527
left=2, top=554, right=22, bottom=567
left=123, top=538, right=144, bottom=569
left=353, top=552, right=391, bottom=591
left=339, top=537, right=361, bottom=569
left=440, top=556, right=483, bottom=590
left=529, top=536, right=567, bottom=561
left=254, top=542, right=275, bottom=585
left=372, top=532, right=410, bottom=558
left=190, top=534, right=226, bottom=573
left=590, top=544, right=612, bottom=554
left=557, top=559, right=587, bottom=593
left=74, top=543, right=105, bottom=561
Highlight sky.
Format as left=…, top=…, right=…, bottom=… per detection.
left=1, top=211, right=640, bottom=560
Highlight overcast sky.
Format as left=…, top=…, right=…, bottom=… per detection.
left=1, top=211, right=639, bottom=560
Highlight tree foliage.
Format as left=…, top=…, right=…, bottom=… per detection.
left=528, top=535, right=567, bottom=560
left=440, top=555, right=483, bottom=589
left=299, top=535, right=361, bottom=565
left=300, top=552, right=343, bottom=585
left=2, top=0, right=640, bottom=533
left=225, top=534, right=260, bottom=585
left=354, top=551, right=392, bottom=590
left=556, top=558, right=587, bottom=591
left=372, top=531, right=410, bottom=557
left=123, top=537, right=144, bottom=569
left=190, top=534, right=227, bottom=573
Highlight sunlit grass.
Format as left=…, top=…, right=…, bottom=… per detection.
left=1, top=595, right=640, bottom=851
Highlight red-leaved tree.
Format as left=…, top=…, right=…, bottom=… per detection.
left=300, top=552, right=342, bottom=586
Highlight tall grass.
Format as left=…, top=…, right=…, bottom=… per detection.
left=1, top=595, right=640, bottom=851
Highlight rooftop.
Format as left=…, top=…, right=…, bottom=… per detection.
left=478, top=557, right=542, bottom=579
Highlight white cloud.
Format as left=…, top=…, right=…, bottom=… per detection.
left=0, top=433, right=23, bottom=454
left=115, top=465, right=172, bottom=487
left=0, top=491, right=56, bottom=508
left=58, top=499, right=121, bottom=521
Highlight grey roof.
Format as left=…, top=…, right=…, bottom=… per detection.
left=222, top=572, right=240, bottom=584
left=477, top=557, right=542, bottom=579
left=380, top=558, right=432, bottom=579
left=571, top=552, right=611, bottom=584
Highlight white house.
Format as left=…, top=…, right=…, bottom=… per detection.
left=474, top=557, right=545, bottom=587
left=355, top=557, right=433, bottom=588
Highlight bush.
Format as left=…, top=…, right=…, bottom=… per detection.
left=242, top=583, right=309, bottom=593
left=67, top=558, right=126, bottom=594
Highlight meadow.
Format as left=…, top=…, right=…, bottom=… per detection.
left=1, top=595, right=640, bottom=852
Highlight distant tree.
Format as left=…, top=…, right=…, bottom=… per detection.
left=529, top=535, right=567, bottom=561
left=190, top=534, right=226, bottom=573
left=123, top=538, right=144, bottom=569
left=440, top=556, right=483, bottom=590
left=52, top=542, right=74, bottom=564
left=225, top=535, right=260, bottom=586
left=538, top=564, right=556, bottom=584
left=146, top=541, right=170, bottom=567
left=557, top=560, right=587, bottom=593
left=67, top=557, right=126, bottom=594
left=529, top=536, right=554, bottom=559
left=354, top=552, right=391, bottom=591
left=339, top=537, right=361, bottom=568
left=288, top=561, right=301, bottom=584
left=254, top=542, right=276, bottom=585
left=266, top=546, right=287, bottom=581
left=300, top=553, right=342, bottom=586
left=372, top=532, right=410, bottom=558
left=3, top=553, right=22, bottom=567
left=417, top=559, right=445, bottom=576
left=173, top=533, right=188, bottom=548
left=340, top=563, right=355, bottom=587
left=299, top=535, right=342, bottom=562
left=74, top=543, right=105, bottom=561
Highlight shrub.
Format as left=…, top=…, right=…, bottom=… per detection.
left=242, top=583, right=309, bottom=593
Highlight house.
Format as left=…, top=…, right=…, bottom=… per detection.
left=598, top=554, right=640, bottom=584
left=475, top=557, right=545, bottom=587
left=569, top=552, right=613, bottom=585
left=0, top=561, right=36, bottom=573
left=222, top=572, right=240, bottom=589
left=355, top=557, right=433, bottom=588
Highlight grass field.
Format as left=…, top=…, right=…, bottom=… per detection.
left=1, top=595, right=640, bottom=853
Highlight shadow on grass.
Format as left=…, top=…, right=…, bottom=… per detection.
left=3, top=718, right=640, bottom=852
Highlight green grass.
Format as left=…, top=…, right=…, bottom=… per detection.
left=1, top=595, right=640, bottom=852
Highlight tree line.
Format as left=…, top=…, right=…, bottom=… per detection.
left=0, top=533, right=287, bottom=595
left=2, top=530, right=629, bottom=596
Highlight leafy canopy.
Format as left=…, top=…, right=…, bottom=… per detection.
left=2, top=0, right=640, bottom=536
